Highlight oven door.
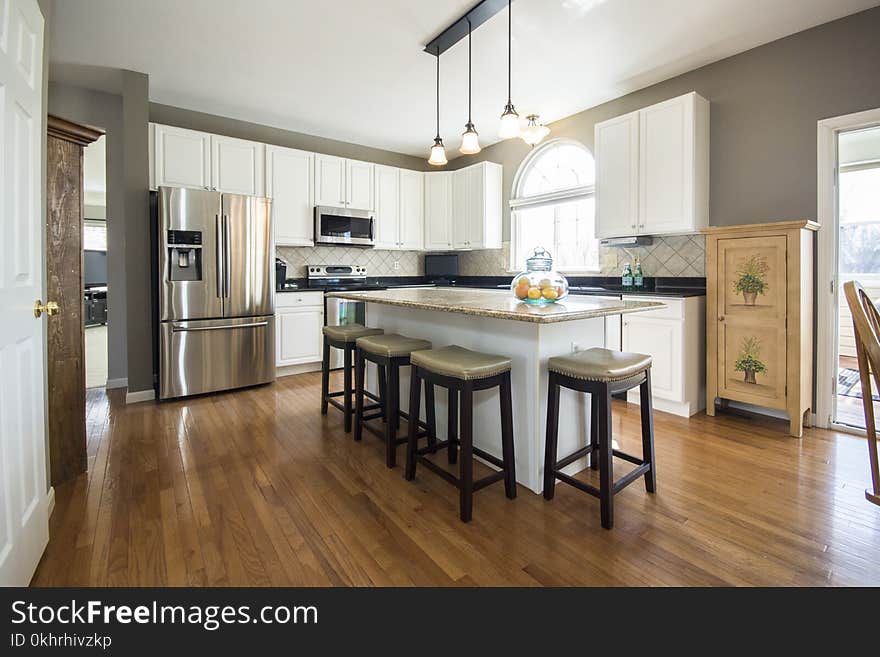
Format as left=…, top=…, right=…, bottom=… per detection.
left=314, top=206, right=374, bottom=246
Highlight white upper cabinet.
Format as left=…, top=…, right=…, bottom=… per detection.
left=595, top=111, right=639, bottom=239
left=373, top=165, right=400, bottom=249
left=346, top=160, right=375, bottom=211
left=153, top=124, right=211, bottom=190
left=211, top=134, right=265, bottom=196
left=452, top=168, right=470, bottom=249
left=451, top=162, right=502, bottom=250
left=424, top=172, right=453, bottom=250
left=314, top=154, right=347, bottom=207
left=265, top=145, right=314, bottom=246
left=398, top=169, right=424, bottom=250
left=594, top=91, right=709, bottom=238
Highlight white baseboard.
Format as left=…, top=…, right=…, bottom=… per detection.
left=276, top=362, right=322, bottom=378
left=105, top=377, right=128, bottom=390
left=126, top=389, right=156, bottom=404
left=46, top=486, right=55, bottom=517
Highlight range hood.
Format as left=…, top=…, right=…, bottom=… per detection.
left=599, top=236, right=654, bottom=248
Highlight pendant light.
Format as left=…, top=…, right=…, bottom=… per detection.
left=498, top=0, right=520, bottom=139
left=427, top=48, right=448, bottom=166
left=459, top=18, right=481, bottom=155
left=522, top=114, right=550, bottom=146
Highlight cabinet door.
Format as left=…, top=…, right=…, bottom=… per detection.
left=276, top=307, right=324, bottom=366
left=314, top=154, right=346, bottom=207
left=373, top=165, right=400, bottom=249
left=424, top=172, right=453, bottom=250
left=266, top=145, right=313, bottom=246
left=595, top=111, right=639, bottom=238
left=153, top=124, right=211, bottom=190
left=399, top=169, right=424, bottom=250
left=452, top=168, right=471, bottom=249
left=467, top=165, right=486, bottom=248
left=346, top=160, right=375, bottom=211
left=639, top=94, right=694, bottom=235
left=716, top=235, right=788, bottom=409
left=211, top=135, right=264, bottom=195
left=623, top=315, right=682, bottom=402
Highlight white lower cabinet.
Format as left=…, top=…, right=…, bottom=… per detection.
left=621, top=295, right=706, bottom=417
left=276, top=292, right=324, bottom=369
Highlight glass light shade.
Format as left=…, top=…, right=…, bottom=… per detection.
left=428, top=138, right=448, bottom=166
left=498, top=104, right=521, bottom=139
left=460, top=123, right=481, bottom=155
left=522, top=115, right=550, bottom=146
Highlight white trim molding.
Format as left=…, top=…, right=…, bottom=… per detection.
left=46, top=487, right=56, bottom=518
left=125, top=389, right=156, bottom=404
left=815, top=107, right=880, bottom=430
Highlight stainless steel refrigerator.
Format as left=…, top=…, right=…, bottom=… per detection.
left=157, top=187, right=275, bottom=399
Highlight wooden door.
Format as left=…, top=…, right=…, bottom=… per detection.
left=716, top=235, right=788, bottom=409
left=467, top=164, right=485, bottom=248
left=265, top=145, right=313, bottom=246
left=211, top=134, right=264, bottom=196
left=424, top=172, right=453, bottom=250
left=0, top=0, right=48, bottom=586
left=314, top=154, right=346, bottom=207
left=398, top=169, right=423, bottom=250
left=346, top=159, right=374, bottom=211
left=153, top=124, right=211, bottom=189
left=452, top=168, right=470, bottom=249
left=595, top=110, right=639, bottom=238
left=372, top=164, right=400, bottom=249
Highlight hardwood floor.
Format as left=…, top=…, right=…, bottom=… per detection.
left=32, top=371, right=880, bottom=586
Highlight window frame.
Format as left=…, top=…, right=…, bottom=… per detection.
left=509, top=138, right=600, bottom=274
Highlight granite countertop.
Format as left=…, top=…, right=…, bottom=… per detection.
left=327, top=288, right=664, bottom=324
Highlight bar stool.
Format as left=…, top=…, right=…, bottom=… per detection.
left=321, top=324, right=384, bottom=432
left=405, top=345, right=516, bottom=523
left=354, top=333, right=435, bottom=468
left=543, top=347, right=656, bottom=529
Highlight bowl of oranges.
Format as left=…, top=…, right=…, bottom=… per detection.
left=511, top=247, right=569, bottom=305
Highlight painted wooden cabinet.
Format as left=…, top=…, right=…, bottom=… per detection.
left=705, top=220, right=818, bottom=437
left=424, top=171, right=454, bottom=250
left=373, top=164, right=400, bottom=249
left=346, top=159, right=375, bottom=211
left=595, top=111, right=639, bottom=238
left=275, top=292, right=324, bottom=368
left=265, top=145, right=314, bottom=246
left=153, top=124, right=211, bottom=190
left=211, top=134, right=265, bottom=196
left=398, top=169, right=424, bottom=250
left=451, top=162, right=502, bottom=250
left=314, top=154, right=347, bottom=207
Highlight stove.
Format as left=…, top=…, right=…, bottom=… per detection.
left=306, top=264, right=387, bottom=292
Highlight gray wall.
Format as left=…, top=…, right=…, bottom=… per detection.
left=452, top=6, right=880, bottom=240
left=150, top=103, right=429, bottom=171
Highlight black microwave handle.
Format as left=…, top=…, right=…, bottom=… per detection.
left=369, top=216, right=374, bottom=240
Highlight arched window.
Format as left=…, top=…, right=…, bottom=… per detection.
left=510, top=139, right=599, bottom=272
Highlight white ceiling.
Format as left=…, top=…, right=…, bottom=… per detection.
left=48, top=0, right=880, bottom=159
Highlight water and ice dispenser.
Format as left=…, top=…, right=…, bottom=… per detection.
left=167, top=230, right=202, bottom=281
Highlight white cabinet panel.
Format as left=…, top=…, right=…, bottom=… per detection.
left=623, top=315, right=681, bottom=401
left=211, top=134, right=264, bottom=196
left=452, top=168, right=470, bottom=249
left=595, top=111, right=639, bottom=238
left=153, top=124, right=211, bottom=190
left=266, top=145, right=313, bottom=246
left=373, top=164, right=400, bottom=249
left=314, top=154, right=346, bottom=207
left=346, top=160, right=374, bottom=211
left=424, top=172, right=453, bottom=250
left=450, top=162, right=502, bottom=250
left=399, top=169, right=424, bottom=250
left=276, top=306, right=324, bottom=366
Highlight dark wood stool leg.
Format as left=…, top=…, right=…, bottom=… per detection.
left=320, top=336, right=330, bottom=415
left=598, top=384, right=614, bottom=529
left=447, top=388, right=458, bottom=465
left=639, top=370, right=657, bottom=493
left=425, top=382, right=437, bottom=450
left=385, top=362, right=400, bottom=468
left=405, top=367, right=421, bottom=481
left=343, top=344, right=354, bottom=433
left=377, top=364, right=387, bottom=422
left=589, top=391, right=599, bottom=471
left=353, top=348, right=366, bottom=442
left=500, top=371, right=516, bottom=500
left=459, top=383, right=474, bottom=523
left=543, top=373, right=561, bottom=500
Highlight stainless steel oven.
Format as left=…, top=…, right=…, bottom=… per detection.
left=314, top=205, right=374, bottom=246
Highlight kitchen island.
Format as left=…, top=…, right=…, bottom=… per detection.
left=327, top=288, right=664, bottom=493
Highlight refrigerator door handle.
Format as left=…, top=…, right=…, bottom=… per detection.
left=171, top=320, right=269, bottom=333
left=223, top=213, right=231, bottom=298
left=215, top=214, right=224, bottom=299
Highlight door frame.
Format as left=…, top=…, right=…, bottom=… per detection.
left=815, top=107, right=880, bottom=431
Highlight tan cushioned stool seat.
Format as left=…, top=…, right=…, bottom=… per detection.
left=356, top=333, right=432, bottom=358
left=322, top=324, right=383, bottom=343
left=548, top=347, right=651, bottom=382
left=410, top=345, right=511, bottom=381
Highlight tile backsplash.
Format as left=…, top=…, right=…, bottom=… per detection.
left=277, top=234, right=705, bottom=279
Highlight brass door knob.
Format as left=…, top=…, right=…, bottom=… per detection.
left=34, top=300, right=60, bottom=318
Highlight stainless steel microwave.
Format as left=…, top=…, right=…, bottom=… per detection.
left=314, top=205, right=374, bottom=247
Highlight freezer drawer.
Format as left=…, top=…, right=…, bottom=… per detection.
left=159, top=315, right=275, bottom=399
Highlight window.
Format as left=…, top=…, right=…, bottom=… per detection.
left=839, top=164, right=880, bottom=274
left=510, top=139, right=599, bottom=272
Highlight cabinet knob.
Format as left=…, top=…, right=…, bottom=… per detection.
left=718, top=316, right=725, bottom=322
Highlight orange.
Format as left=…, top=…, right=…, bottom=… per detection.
left=515, top=285, right=528, bottom=299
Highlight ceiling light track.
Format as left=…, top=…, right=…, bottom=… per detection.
left=423, top=0, right=512, bottom=57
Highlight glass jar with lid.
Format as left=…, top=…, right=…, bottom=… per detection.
left=510, top=247, right=569, bottom=304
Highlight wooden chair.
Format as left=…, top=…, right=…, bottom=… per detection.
left=843, top=280, right=880, bottom=506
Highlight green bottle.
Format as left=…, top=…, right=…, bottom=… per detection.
left=622, top=263, right=633, bottom=291
left=634, top=259, right=644, bottom=289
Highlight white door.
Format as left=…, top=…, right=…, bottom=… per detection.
left=0, top=0, right=49, bottom=586
left=266, top=145, right=313, bottom=246
left=623, top=315, right=683, bottom=402
left=373, top=165, right=399, bottom=249
left=595, top=111, right=639, bottom=238
left=424, top=172, right=453, bottom=250
left=153, top=123, right=211, bottom=190
left=346, top=159, right=374, bottom=211
left=314, top=154, right=346, bottom=207
left=452, top=168, right=470, bottom=249
left=398, top=169, right=424, bottom=250
left=466, top=164, right=485, bottom=248
left=211, top=134, right=264, bottom=195
left=276, top=307, right=324, bottom=366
